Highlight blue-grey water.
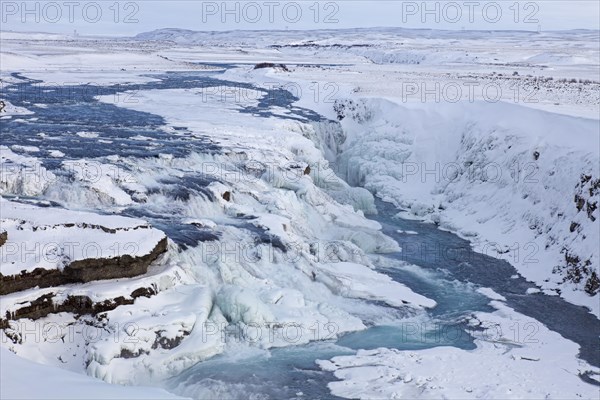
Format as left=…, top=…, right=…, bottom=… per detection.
left=2, top=71, right=598, bottom=399
left=166, top=196, right=600, bottom=399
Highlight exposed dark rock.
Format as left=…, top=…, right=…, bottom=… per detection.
left=0, top=237, right=168, bottom=295
left=59, top=222, right=119, bottom=233
left=304, top=166, right=311, bottom=175
left=271, top=43, right=371, bottom=50
left=581, top=174, right=592, bottom=184
left=1, top=269, right=65, bottom=296
left=0, top=286, right=157, bottom=328
left=565, top=252, right=581, bottom=268
left=333, top=99, right=372, bottom=123
left=119, top=348, right=150, bottom=359
left=222, top=191, right=231, bottom=201
left=586, top=201, right=597, bottom=221
left=574, top=174, right=599, bottom=221
left=131, top=286, right=156, bottom=299
left=152, top=330, right=190, bottom=350
left=254, top=62, right=289, bottom=72
left=584, top=272, right=600, bottom=295
left=0, top=230, right=7, bottom=247
left=555, top=249, right=596, bottom=295
left=575, top=194, right=586, bottom=211
left=569, top=222, right=580, bottom=232
left=2, top=326, right=21, bottom=343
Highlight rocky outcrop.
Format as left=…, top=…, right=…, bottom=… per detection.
left=333, top=99, right=372, bottom=122
left=553, top=174, right=600, bottom=296
left=1, top=199, right=169, bottom=296
left=0, top=237, right=167, bottom=295
left=254, top=62, right=289, bottom=72
left=0, top=286, right=157, bottom=331
left=0, top=230, right=6, bottom=247
left=574, top=174, right=599, bottom=222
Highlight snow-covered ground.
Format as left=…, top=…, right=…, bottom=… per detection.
left=1, top=27, right=598, bottom=399
left=0, top=347, right=185, bottom=399
left=0, top=197, right=166, bottom=276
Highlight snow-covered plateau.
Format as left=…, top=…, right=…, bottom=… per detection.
left=0, top=27, right=598, bottom=399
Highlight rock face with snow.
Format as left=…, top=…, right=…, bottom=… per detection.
left=0, top=199, right=182, bottom=380
left=0, top=229, right=6, bottom=247
left=332, top=98, right=600, bottom=312
left=0, top=198, right=167, bottom=296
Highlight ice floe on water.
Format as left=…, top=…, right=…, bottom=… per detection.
left=318, top=295, right=599, bottom=399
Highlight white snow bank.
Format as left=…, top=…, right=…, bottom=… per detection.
left=0, top=198, right=166, bottom=275
left=0, top=348, right=185, bottom=399
left=0, top=100, right=34, bottom=116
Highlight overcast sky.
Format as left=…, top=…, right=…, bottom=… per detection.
left=1, top=1, right=599, bottom=35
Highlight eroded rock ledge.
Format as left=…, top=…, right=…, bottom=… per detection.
left=0, top=236, right=167, bottom=295
left=0, top=198, right=168, bottom=296
left=0, top=286, right=156, bottom=330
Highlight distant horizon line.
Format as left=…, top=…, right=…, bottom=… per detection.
left=2, top=25, right=599, bottom=38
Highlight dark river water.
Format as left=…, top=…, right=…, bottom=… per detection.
left=2, top=70, right=598, bottom=399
